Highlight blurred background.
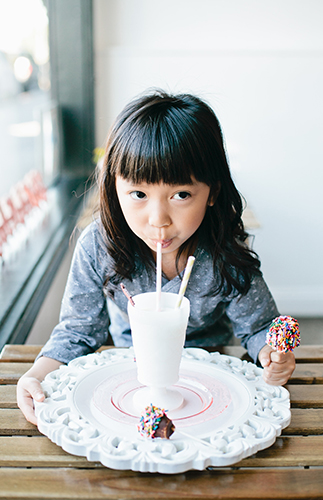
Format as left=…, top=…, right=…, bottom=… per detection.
left=0, top=0, right=322, bottom=348
left=0, top=0, right=53, bottom=194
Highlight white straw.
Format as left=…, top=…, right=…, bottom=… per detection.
left=156, top=242, right=162, bottom=311
left=176, top=256, right=195, bottom=308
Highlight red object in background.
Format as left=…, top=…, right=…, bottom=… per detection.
left=0, top=197, right=15, bottom=237
left=12, top=182, right=33, bottom=221
left=24, top=170, right=47, bottom=205
left=0, top=210, right=6, bottom=257
left=0, top=170, right=47, bottom=255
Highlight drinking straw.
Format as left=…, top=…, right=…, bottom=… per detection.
left=156, top=242, right=162, bottom=311
left=120, top=283, right=135, bottom=307
left=175, top=256, right=195, bottom=308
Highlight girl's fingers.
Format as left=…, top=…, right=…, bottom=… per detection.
left=20, top=378, right=45, bottom=401
left=258, top=345, right=274, bottom=368
left=17, top=377, right=45, bottom=425
left=263, top=365, right=287, bottom=385
left=20, top=395, right=39, bottom=425
left=262, top=353, right=296, bottom=385
left=258, top=346, right=296, bottom=385
left=270, top=351, right=289, bottom=363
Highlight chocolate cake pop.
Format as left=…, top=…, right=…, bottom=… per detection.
left=138, top=404, right=175, bottom=439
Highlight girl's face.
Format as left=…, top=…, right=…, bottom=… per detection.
left=116, top=175, right=213, bottom=261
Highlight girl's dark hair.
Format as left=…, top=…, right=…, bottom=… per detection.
left=99, top=90, right=261, bottom=297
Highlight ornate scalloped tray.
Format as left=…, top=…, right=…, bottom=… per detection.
left=35, top=347, right=291, bottom=474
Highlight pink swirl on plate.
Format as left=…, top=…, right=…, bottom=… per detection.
left=92, top=368, right=232, bottom=428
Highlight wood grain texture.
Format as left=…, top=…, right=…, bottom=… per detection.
left=2, top=408, right=323, bottom=438
left=1, top=384, right=321, bottom=414
left=4, top=408, right=320, bottom=438
left=0, top=409, right=40, bottom=436
left=0, top=345, right=114, bottom=362
left=0, top=385, right=17, bottom=408
left=0, top=362, right=33, bottom=383
left=0, top=436, right=100, bottom=468
left=289, top=364, right=323, bottom=384
left=237, top=435, right=323, bottom=467
left=286, top=385, right=323, bottom=408
left=1, top=435, right=323, bottom=469
left=2, top=344, right=323, bottom=362
left=1, top=344, right=323, bottom=500
left=0, top=467, right=322, bottom=500
left=283, top=408, right=323, bottom=435
left=1, top=361, right=321, bottom=385
left=0, top=344, right=42, bottom=362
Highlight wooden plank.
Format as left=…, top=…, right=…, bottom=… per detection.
left=289, top=363, right=323, bottom=384
left=0, top=344, right=41, bottom=362
left=238, top=435, right=323, bottom=467
left=1, top=360, right=322, bottom=385
left=0, top=467, right=323, bottom=500
left=1, top=435, right=323, bottom=469
left=283, top=408, right=323, bottom=435
left=3, top=407, right=323, bottom=439
left=2, top=384, right=321, bottom=413
left=286, top=384, right=323, bottom=408
left=0, top=344, right=256, bottom=363
left=0, top=362, right=33, bottom=384
left=1, top=345, right=246, bottom=362
left=0, top=344, right=115, bottom=362
left=0, top=409, right=40, bottom=436
left=292, top=345, right=323, bottom=363
left=0, top=436, right=101, bottom=468
left=2, top=344, right=323, bottom=363
left=0, top=385, right=17, bottom=408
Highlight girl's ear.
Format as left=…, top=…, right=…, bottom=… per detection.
left=208, top=182, right=221, bottom=206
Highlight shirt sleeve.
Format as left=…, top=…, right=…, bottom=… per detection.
left=225, top=273, right=279, bottom=363
left=37, top=222, right=110, bottom=364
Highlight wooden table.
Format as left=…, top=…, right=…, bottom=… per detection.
left=1, top=344, right=323, bottom=500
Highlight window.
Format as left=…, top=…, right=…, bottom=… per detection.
left=0, top=0, right=95, bottom=349
left=0, top=0, right=56, bottom=194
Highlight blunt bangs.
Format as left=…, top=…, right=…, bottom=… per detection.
left=107, top=92, right=221, bottom=187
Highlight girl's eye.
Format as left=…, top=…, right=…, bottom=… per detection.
left=130, top=191, right=146, bottom=200
left=173, top=191, right=191, bottom=200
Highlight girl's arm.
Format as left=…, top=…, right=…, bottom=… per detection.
left=225, top=274, right=296, bottom=384
left=17, top=356, right=63, bottom=425
left=37, top=221, right=111, bottom=365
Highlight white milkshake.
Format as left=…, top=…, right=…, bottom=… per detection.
left=128, top=291, right=190, bottom=410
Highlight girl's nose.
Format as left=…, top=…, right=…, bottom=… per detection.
left=148, top=204, right=171, bottom=228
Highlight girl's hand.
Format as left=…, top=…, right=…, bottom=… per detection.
left=16, top=375, right=45, bottom=425
left=16, top=356, right=63, bottom=425
left=258, top=344, right=296, bottom=386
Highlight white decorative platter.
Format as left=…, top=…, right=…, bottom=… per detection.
left=35, top=347, right=291, bottom=474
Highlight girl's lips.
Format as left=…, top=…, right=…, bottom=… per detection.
left=153, top=239, right=173, bottom=249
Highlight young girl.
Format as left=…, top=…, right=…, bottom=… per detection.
left=17, top=90, right=295, bottom=424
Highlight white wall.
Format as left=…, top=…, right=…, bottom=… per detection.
left=93, top=0, right=323, bottom=316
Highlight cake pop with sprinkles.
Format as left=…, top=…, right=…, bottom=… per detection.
left=138, top=404, right=175, bottom=439
left=266, top=315, right=301, bottom=353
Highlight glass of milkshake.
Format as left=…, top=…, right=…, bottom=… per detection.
left=128, top=291, right=190, bottom=411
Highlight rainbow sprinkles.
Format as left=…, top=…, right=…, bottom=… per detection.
left=138, top=404, right=175, bottom=439
left=266, top=315, right=301, bottom=353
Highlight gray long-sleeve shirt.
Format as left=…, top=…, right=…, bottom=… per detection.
left=38, top=220, right=279, bottom=364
